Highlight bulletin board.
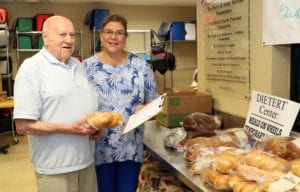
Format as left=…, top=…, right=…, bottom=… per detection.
left=202, top=0, right=250, bottom=99
left=263, top=0, right=300, bottom=45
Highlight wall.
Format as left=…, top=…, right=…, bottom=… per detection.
left=196, top=0, right=291, bottom=118
left=1, top=3, right=196, bottom=93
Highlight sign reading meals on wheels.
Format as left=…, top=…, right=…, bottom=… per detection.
left=244, top=90, right=300, bottom=140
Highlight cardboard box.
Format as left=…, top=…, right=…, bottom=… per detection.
left=173, top=86, right=197, bottom=92
left=156, top=91, right=212, bottom=127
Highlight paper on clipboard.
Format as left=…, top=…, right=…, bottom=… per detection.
left=122, top=93, right=166, bottom=135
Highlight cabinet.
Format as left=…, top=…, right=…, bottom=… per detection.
left=90, top=28, right=151, bottom=57
left=16, top=29, right=83, bottom=68
left=0, top=28, right=13, bottom=97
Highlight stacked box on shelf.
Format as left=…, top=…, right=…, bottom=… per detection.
left=18, top=36, right=32, bottom=49
left=17, top=17, right=33, bottom=49
left=185, top=22, right=196, bottom=40
left=170, top=21, right=185, bottom=40
left=159, top=21, right=186, bottom=41
left=37, top=35, right=43, bottom=49
left=34, top=14, right=54, bottom=31
left=85, top=9, right=109, bottom=30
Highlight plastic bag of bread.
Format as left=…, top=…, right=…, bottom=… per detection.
left=263, top=160, right=300, bottom=192
left=164, top=127, right=186, bottom=152
left=182, top=112, right=221, bottom=139
left=85, top=111, right=123, bottom=130
left=249, top=159, right=300, bottom=192
left=232, top=181, right=265, bottom=192
left=254, top=136, right=300, bottom=160
left=201, top=168, right=248, bottom=191
left=184, top=136, right=236, bottom=162
left=185, top=128, right=252, bottom=162
left=236, top=149, right=288, bottom=183
left=290, top=159, right=300, bottom=177
left=190, top=154, right=214, bottom=175
left=190, top=146, right=245, bottom=174
left=217, top=128, right=254, bottom=148
left=243, top=149, right=289, bottom=171
left=201, top=168, right=232, bottom=191
left=211, top=148, right=248, bottom=174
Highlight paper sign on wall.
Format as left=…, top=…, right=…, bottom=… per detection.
left=122, top=94, right=165, bottom=135
left=263, top=0, right=300, bottom=45
left=244, top=90, right=300, bottom=140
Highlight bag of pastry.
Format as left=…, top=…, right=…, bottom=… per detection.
left=182, top=112, right=221, bottom=139
left=254, top=136, right=300, bottom=160
left=85, top=111, right=123, bottom=130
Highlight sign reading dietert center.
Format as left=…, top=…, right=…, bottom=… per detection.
left=244, top=90, right=300, bottom=140
left=202, top=0, right=250, bottom=99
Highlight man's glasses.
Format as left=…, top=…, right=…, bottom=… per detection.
left=101, top=30, right=126, bottom=37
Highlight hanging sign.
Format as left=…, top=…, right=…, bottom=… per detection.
left=244, top=90, right=300, bottom=140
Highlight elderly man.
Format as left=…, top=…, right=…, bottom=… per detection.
left=13, top=15, right=102, bottom=192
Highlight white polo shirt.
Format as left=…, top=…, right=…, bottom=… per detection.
left=13, top=48, right=98, bottom=174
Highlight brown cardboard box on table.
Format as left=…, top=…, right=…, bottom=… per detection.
left=156, top=91, right=212, bottom=127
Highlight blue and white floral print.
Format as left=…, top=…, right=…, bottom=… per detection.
left=83, top=53, right=157, bottom=165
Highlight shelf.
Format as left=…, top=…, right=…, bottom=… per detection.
left=167, top=40, right=196, bottom=43
left=0, top=28, right=12, bottom=97
left=2, top=73, right=12, bottom=79
left=17, top=31, right=42, bottom=35
left=17, top=49, right=40, bottom=52
left=16, top=29, right=83, bottom=68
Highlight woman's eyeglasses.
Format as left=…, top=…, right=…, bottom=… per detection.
left=101, top=30, right=126, bottom=37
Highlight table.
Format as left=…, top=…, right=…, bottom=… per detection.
left=0, top=99, right=18, bottom=144
left=143, top=121, right=217, bottom=192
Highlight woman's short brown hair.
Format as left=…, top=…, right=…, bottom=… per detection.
left=101, top=14, right=128, bottom=35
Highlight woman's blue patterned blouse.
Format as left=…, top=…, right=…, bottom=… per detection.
left=83, top=53, right=157, bottom=165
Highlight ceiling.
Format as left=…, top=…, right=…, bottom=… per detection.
left=2, top=0, right=196, bottom=7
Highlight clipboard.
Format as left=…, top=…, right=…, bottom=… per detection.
left=122, top=93, right=166, bottom=135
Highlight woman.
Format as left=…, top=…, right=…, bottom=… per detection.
left=83, top=14, right=157, bottom=192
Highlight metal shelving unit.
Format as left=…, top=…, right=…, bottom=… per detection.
left=16, top=29, right=83, bottom=68
left=163, top=30, right=196, bottom=92
left=0, top=28, right=13, bottom=97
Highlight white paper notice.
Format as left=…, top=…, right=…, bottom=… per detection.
left=244, top=90, right=300, bottom=140
left=122, top=94, right=166, bottom=135
left=263, top=0, right=300, bottom=45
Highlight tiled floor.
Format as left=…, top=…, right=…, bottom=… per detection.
left=0, top=133, right=37, bottom=192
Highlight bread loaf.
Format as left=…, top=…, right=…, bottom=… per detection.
left=185, top=128, right=252, bottom=162
left=244, top=149, right=288, bottom=171
left=201, top=169, right=231, bottom=191
left=182, top=112, right=221, bottom=139
left=254, top=136, right=300, bottom=160
left=290, top=159, right=300, bottom=177
left=212, top=148, right=245, bottom=174
left=86, top=111, right=122, bottom=130
left=233, top=182, right=263, bottom=192
left=237, top=163, right=286, bottom=183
